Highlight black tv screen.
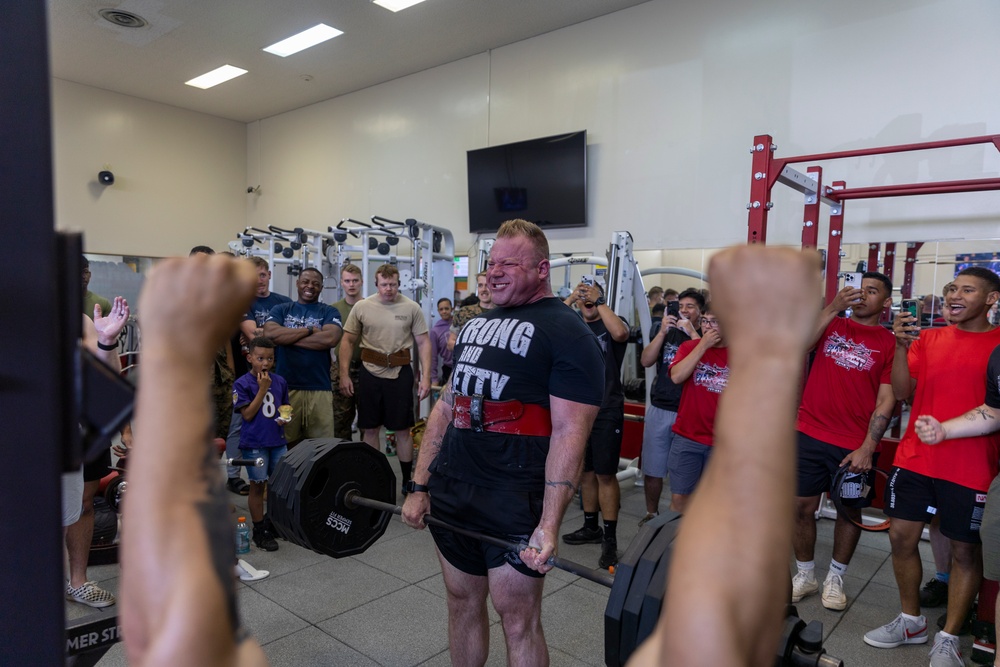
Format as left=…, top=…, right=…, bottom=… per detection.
left=467, top=131, right=587, bottom=234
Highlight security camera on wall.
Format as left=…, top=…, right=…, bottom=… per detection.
left=98, top=170, right=114, bottom=186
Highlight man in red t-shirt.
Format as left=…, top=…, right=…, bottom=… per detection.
left=865, top=267, right=1000, bottom=667
left=666, top=306, right=729, bottom=512
left=792, top=272, right=896, bottom=611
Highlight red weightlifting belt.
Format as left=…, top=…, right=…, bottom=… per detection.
left=452, top=395, right=552, bottom=437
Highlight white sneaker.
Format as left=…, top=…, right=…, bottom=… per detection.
left=863, top=613, right=928, bottom=648
left=821, top=573, right=847, bottom=611
left=791, top=570, right=819, bottom=602
left=928, top=632, right=964, bottom=667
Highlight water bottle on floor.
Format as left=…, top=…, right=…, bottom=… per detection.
left=385, top=430, right=396, bottom=456
left=236, top=516, right=250, bottom=554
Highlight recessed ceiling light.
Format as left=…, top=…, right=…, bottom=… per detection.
left=185, top=65, right=248, bottom=89
left=373, top=0, right=427, bottom=12
left=263, top=24, right=343, bottom=57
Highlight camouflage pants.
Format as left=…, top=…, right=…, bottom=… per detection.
left=331, top=359, right=362, bottom=441
left=212, top=350, right=235, bottom=440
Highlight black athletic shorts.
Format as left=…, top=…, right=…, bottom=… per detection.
left=884, top=466, right=986, bottom=544
left=796, top=431, right=878, bottom=506
left=426, top=474, right=545, bottom=579
left=357, top=365, right=415, bottom=431
left=83, top=448, right=113, bottom=483
left=583, top=409, right=624, bottom=476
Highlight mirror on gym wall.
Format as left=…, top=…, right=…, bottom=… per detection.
left=634, top=241, right=1000, bottom=306
left=83, top=253, right=158, bottom=316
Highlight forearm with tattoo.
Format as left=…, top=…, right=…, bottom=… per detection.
left=965, top=407, right=996, bottom=423
left=545, top=479, right=578, bottom=493
left=868, top=414, right=890, bottom=443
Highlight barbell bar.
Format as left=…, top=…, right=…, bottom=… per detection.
left=342, top=488, right=615, bottom=587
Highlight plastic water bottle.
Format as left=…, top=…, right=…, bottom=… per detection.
left=385, top=430, right=396, bottom=456
left=235, top=516, right=250, bottom=554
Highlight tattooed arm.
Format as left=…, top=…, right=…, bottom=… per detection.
left=519, top=396, right=599, bottom=574
left=401, top=384, right=454, bottom=529
left=915, top=404, right=1000, bottom=445
left=841, top=383, right=897, bottom=472
left=122, top=256, right=267, bottom=667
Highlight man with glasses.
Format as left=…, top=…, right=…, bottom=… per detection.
left=666, top=305, right=729, bottom=512
left=639, top=288, right=704, bottom=524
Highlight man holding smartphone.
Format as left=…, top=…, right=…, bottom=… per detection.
left=638, top=288, right=704, bottom=523
left=791, top=271, right=896, bottom=610
left=561, top=278, right=630, bottom=568
left=866, top=267, right=1000, bottom=667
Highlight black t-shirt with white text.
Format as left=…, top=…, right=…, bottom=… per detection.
left=432, top=297, right=604, bottom=490
left=648, top=321, right=696, bottom=411
left=587, top=316, right=628, bottom=411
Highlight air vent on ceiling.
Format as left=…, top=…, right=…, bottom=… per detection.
left=98, top=9, right=149, bottom=29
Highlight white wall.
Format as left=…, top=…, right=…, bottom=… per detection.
left=247, top=0, right=1000, bottom=258
left=54, top=0, right=1000, bottom=260
left=52, top=79, right=246, bottom=257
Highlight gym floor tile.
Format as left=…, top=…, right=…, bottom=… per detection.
left=236, top=585, right=311, bottom=645
left=317, top=585, right=450, bottom=667
left=350, top=528, right=445, bottom=584
left=252, top=557, right=408, bottom=624
left=541, top=584, right=612, bottom=666
left=262, top=625, right=380, bottom=667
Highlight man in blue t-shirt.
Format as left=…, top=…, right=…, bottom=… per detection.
left=225, top=257, right=292, bottom=494
left=263, top=268, right=342, bottom=446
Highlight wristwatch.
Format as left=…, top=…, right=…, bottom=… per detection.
left=403, top=480, right=429, bottom=494
left=594, top=296, right=606, bottom=306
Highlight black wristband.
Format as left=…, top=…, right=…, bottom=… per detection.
left=403, top=480, right=429, bottom=494
left=97, top=341, right=118, bottom=351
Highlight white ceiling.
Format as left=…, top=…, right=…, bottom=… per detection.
left=48, top=0, right=651, bottom=123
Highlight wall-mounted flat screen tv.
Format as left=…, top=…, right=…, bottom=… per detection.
left=467, top=131, right=587, bottom=234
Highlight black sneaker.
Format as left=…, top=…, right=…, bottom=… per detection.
left=226, top=477, right=249, bottom=496
left=261, top=515, right=281, bottom=540
left=253, top=527, right=278, bottom=552
left=599, top=540, right=619, bottom=570
left=920, top=578, right=949, bottom=607
left=562, top=525, right=603, bottom=545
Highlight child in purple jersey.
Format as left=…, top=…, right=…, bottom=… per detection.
left=232, top=337, right=290, bottom=551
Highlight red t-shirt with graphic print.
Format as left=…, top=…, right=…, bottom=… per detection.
left=670, top=341, right=729, bottom=446
left=894, top=326, right=1000, bottom=491
left=797, top=317, right=895, bottom=450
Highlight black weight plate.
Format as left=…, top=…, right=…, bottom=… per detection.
left=604, top=512, right=671, bottom=667
left=619, top=516, right=677, bottom=663
left=633, top=513, right=682, bottom=660
left=277, top=439, right=396, bottom=558
left=272, top=440, right=342, bottom=550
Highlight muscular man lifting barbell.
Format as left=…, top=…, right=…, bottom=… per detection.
left=402, top=219, right=606, bottom=666
left=122, top=244, right=823, bottom=667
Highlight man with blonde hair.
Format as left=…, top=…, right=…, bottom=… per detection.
left=402, top=219, right=604, bottom=666
left=339, top=264, right=431, bottom=488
